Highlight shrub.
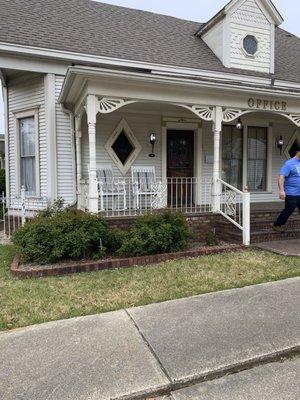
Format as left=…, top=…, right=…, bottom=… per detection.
left=205, top=229, right=219, bottom=246
left=117, top=211, right=191, bottom=257
left=12, top=207, right=110, bottom=264
left=0, top=169, right=5, bottom=195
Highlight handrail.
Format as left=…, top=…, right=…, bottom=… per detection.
left=216, top=178, right=250, bottom=246
left=217, top=178, right=244, bottom=196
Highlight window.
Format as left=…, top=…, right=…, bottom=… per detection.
left=105, top=118, right=141, bottom=174
left=243, top=35, right=258, bottom=56
left=111, top=130, right=134, bottom=165
left=14, top=108, right=39, bottom=197
left=222, top=125, right=243, bottom=190
left=19, top=117, right=36, bottom=196
left=247, top=127, right=268, bottom=191
left=284, top=131, right=300, bottom=159
left=221, top=125, right=269, bottom=192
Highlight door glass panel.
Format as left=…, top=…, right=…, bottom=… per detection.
left=222, top=125, right=243, bottom=190
left=247, top=127, right=267, bottom=191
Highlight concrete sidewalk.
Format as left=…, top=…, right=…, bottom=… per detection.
left=255, top=239, right=300, bottom=256
left=0, top=278, right=299, bottom=400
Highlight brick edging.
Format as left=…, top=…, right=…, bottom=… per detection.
left=11, top=244, right=245, bottom=279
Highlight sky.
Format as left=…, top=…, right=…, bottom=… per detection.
left=0, top=0, right=299, bottom=133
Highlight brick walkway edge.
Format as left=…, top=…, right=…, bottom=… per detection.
left=11, top=244, right=245, bottom=279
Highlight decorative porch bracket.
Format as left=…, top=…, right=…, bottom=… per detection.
left=97, top=97, right=137, bottom=114
left=179, top=105, right=214, bottom=121
left=97, top=97, right=215, bottom=121
left=222, top=107, right=300, bottom=127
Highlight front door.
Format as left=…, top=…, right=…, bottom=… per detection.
left=167, top=130, right=194, bottom=206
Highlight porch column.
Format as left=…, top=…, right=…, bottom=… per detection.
left=86, top=95, right=98, bottom=213
left=75, top=116, right=82, bottom=208
left=212, top=106, right=222, bottom=212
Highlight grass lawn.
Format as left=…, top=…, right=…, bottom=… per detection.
left=0, top=245, right=299, bottom=331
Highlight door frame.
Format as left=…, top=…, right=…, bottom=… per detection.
left=161, top=119, right=202, bottom=182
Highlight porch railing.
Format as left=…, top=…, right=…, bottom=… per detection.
left=81, top=177, right=212, bottom=217
left=216, top=178, right=250, bottom=246
left=0, top=187, right=49, bottom=240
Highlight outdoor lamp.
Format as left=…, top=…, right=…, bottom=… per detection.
left=149, top=133, right=157, bottom=157
left=276, top=136, right=284, bottom=155
left=236, top=118, right=243, bottom=130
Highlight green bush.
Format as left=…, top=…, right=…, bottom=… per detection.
left=0, top=169, right=5, bottom=195
left=12, top=205, right=110, bottom=264
left=117, top=211, right=191, bottom=257
left=204, top=229, right=219, bottom=246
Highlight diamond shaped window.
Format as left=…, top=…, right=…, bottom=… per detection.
left=284, top=131, right=300, bottom=159
left=105, top=118, right=141, bottom=174
left=112, top=130, right=134, bottom=165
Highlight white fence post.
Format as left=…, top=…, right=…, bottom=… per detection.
left=242, top=188, right=251, bottom=246
left=21, top=186, right=26, bottom=226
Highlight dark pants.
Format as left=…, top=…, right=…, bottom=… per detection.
left=274, top=195, right=300, bottom=227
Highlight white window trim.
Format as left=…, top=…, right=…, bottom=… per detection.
left=241, top=34, right=260, bottom=58
left=105, top=118, right=141, bottom=175
left=14, top=108, right=40, bottom=198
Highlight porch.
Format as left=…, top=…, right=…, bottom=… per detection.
left=58, top=66, right=300, bottom=246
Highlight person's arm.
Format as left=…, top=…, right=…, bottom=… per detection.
left=278, top=175, right=286, bottom=200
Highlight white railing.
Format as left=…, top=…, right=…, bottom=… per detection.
left=84, top=177, right=212, bottom=217
left=216, top=178, right=250, bottom=246
left=0, top=187, right=49, bottom=239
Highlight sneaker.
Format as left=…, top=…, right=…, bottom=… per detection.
left=272, top=225, right=284, bottom=232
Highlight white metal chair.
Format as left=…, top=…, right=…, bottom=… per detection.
left=96, top=165, right=126, bottom=211
left=131, top=166, right=160, bottom=210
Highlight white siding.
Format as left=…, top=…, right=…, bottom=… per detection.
left=81, top=112, right=162, bottom=180
left=202, top=20, right=224, bottom=62
left=229, top=0, right=272, bottom=73
left=55, top=76, right=76, bottom=204
left=8, top=76, right=47, bottom=199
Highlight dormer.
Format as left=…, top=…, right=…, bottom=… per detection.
left=196, top=0, right=283, bottom=74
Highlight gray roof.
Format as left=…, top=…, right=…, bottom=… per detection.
left=0, top=0, right=299, bottom=82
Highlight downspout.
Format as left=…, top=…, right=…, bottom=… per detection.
left=0, top=70, right=10, bottom=206
left=60, top=103, right=77, bottom=207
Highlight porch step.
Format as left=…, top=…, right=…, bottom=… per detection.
left=216, top=213, right=300, bottom=244
left=250, top=228, right=300, bottom=244
left=250, top=220, right=300, bottom=232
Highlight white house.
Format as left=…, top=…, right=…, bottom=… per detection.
left=0, top=0, right=299, bottom=244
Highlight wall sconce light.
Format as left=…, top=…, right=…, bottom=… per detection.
left=236, top=118, right=243, bottom=130
left=149, top=133, right=156, bottom=158
left=276, top=136, right=284, bottom=155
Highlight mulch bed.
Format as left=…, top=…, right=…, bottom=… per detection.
left=11, top=243, right=245, bottom=279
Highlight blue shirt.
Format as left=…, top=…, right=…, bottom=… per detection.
left=280, top=157, right=300, bottom=196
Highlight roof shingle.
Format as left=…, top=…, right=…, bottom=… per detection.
left=0, top=0, right=299, bottom=82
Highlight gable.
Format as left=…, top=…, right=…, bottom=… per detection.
left=200, top=0, right=282, bottom=74
left=228, top=0, right=273, bottom=73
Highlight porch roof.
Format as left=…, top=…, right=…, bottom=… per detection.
left=58, top=66, right=300, bottom=127
left=0, top=0, right=299, bottom=83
